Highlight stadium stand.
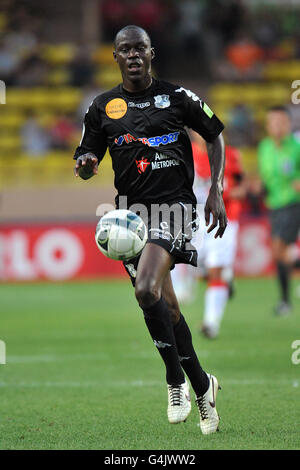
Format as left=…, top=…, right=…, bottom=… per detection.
left=1, top=0, right=300, bottom=190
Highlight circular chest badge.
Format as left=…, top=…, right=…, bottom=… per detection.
left=105, top=98, right=127, bottom=119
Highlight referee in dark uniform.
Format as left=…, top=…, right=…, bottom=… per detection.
left=73, top=25, right=227, bottom=434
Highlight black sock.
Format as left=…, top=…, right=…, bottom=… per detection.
left=143, top=297, right=185, bottom=386
left=277, top=262, right=290, bottom=303
left=173, top=314, right=209, bottom=396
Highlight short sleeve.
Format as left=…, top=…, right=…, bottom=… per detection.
left=73, top=99, right=107, bottom=162
left=175, top=87, right=224, bottom=143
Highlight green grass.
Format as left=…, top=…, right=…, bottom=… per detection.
left=0, top=278, right=299, bottom=450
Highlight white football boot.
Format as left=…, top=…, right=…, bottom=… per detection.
left=195, top=374, right=221, bottom=434
left=167, top=379, right=191, bottom=424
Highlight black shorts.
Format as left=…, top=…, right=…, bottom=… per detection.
left=123, top=201, right=198, bottom=285
left=269, top=203, right=300, bottom=244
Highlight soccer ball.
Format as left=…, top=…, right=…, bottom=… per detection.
left=95, top=209, right=147, bottom=261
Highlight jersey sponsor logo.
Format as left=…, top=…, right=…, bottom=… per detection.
left=114, top=132, right=180, bottom=147
left=136, top=157, right=150, bottom=174
left=154, top=94, right=170, bottom=109
left=135, top=153, right=180, bottom=175
left=105, top=98, right=127, bottom=119
left=114, top=133, right=137, bottom=145
left=128, top=101, right=150, bottom=109
left=151, top=152, right=180, bottom=170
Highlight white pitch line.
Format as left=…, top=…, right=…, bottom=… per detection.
left=0, top=379, right=298, bottom=389
left=5, top=349, right=237, bottom=364
left=7, top=353, right=111, bottom=364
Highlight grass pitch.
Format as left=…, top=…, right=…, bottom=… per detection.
left=0, top=278, right=299, bottom=450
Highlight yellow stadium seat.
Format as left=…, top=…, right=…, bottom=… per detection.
left=6, top=87, right=82, bottom=110
left=0, top=113, right=25, bottom=129
left=41, top=44, right=75, bottom=65
left=47, top=68, right=70, bottom=86
left=49, top=88, right=82, bottom=110
left=239, top=147, right=259, bottom=173
left=210, top=84, right=239, bottom=104
left=93, top=44, right=115, bottom=65
left=0, top=135, right=21, bottom=153
left=95, top=65, right=122, bottom=88
left=263, top=60, right=300, bottom=81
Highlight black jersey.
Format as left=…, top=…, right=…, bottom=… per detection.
left=74, top=78, right=224, bottom=207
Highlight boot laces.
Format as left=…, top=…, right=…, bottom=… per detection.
left=196, top=396, right=208, bottom=420
left=168, top=385, right=182, bottom=406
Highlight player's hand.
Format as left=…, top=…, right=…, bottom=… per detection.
left=204, top=186, right=227, bottom=239
left=74, top=153, right=98, bottom=179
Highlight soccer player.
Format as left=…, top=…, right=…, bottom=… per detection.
left=73, top=25, right=227, bottom=434
left=172, top=132, right=245, bottom=338
left=258, top=106, right=300, bottom=315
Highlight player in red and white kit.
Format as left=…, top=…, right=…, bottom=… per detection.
left=172, top=131, right=245, bottom=338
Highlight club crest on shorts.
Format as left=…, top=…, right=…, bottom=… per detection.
left=154, top=94, right=170, bottom=109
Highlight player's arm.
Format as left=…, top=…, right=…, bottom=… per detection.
left=177, top=87, right=227, bottom=238
left=73, top=100, right=107, bottom=180
left=205, top=133, right=227, bottom=238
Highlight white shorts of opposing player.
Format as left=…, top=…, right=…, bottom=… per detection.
left=167, top=379, right=191, bottom=424
left=196, top=219, right=239, bottom=270
left=172, top=218, right=239, bottom=336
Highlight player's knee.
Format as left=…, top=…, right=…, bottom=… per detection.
left=135, top=278, right=161, bottom=308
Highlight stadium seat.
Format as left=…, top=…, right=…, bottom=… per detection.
left=209, top=84, right=239, bottom=104
left=0, top=112, right=24, bottom=129
left=93, top=44, right=115, bottom=65
left=47, top=68, right=71, bottom=86
left=95, top=65, right=122, bottom=88
left=41, top=44, right=75, bottom=65
left=0, top=135, right=21, bottom=153
left=263, top=60, right=300, bottom=81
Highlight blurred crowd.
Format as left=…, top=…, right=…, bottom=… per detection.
left=1, top=0, right=300, bottom=86
left=1, top=0, right=300, bottom=211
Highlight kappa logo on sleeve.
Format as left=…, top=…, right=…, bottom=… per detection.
left=175, top=87, right=214, bottom=118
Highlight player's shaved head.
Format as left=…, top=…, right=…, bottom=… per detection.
left=113, top=24, right=154, bottom=92
left=114, top=25, right=151, bottom=49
